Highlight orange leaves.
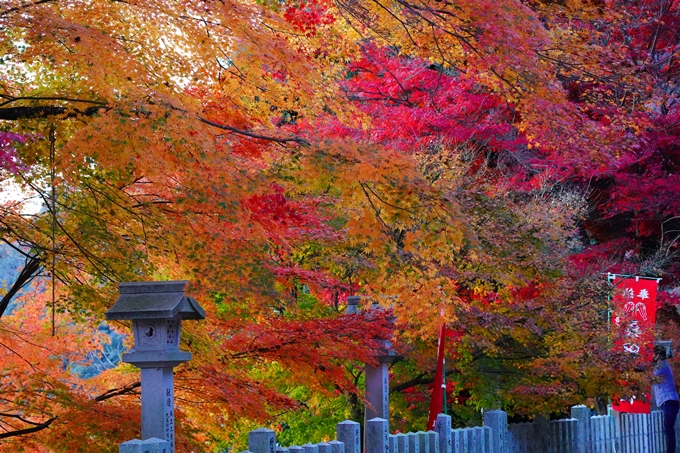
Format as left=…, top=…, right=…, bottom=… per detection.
left=0, top=285, right=136, bottom=451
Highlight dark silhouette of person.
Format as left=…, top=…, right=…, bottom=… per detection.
left=654, top=345, right=680, bottom=453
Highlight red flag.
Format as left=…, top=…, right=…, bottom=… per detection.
left=610, top=275, right=660, bottom=413
left=427, top=324, right=447, bottom=430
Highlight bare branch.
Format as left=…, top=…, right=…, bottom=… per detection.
left=94, top=382, right=141, bottom=402
left=0, top=105, right=107, bottom=120
left=0, top=416, right=57, bottom=440
left=196, top=116, right=310, bottom=146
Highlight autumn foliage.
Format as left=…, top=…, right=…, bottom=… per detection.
left=0, top=0, right=679, bottom=448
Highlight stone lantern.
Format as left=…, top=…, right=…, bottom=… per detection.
left=106, top=281, right=205, bottom=453
left=346, top=296, right=399, bottom=426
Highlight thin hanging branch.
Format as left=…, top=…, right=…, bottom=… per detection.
left=50, top=125, right=56, bottom=336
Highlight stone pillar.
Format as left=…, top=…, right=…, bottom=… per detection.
left=345, top=295, right=399, bottom=443
left=417, top=431, right=429, bottom=453
left=366, top=418, right=389, bottom=453
left=408, top=433, right=420, bottom=453
left=483, top=410, right=508, bottom=453
left=140, top=367, right=175, bottom=444
left=365, top=361, right=390, bottom=421
left=329, top=440, right=345, bottom=453
left=249, top=428, right=276, bottom=453
left=427, top=431, right=439, bottom=453
left=303, top=444, right=319, bottom=453
left=435, top=414, right=452, bottom=453
left=288, top=446, right=305, bottom=453
left=128, top=355, right=190, bottom=453
left=338, top=420, right=361, bottom=453
left=364, top=343, right=398, bottom=450
left=396, top=433, right=409, bottom=453
left=318, top=442, right=332, bottom=453
left=571, top=405, right=591, bottom=453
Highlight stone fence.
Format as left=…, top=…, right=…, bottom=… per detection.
left=241, top=407, right=680, bottom=453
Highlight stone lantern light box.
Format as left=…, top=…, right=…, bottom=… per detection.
left=105, top=280, right=206, bottom=367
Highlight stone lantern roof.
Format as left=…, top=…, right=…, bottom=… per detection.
left=105, top=280, right=206, bottom=321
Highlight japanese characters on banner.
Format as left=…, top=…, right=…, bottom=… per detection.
left=610, top=274, right=661, bottom=413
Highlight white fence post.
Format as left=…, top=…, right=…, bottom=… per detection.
left=396, top=433, right=410, bottom=453
left=550, top=419, right=578, bottom=453
left=451, top=428, right=463, bottom=453
left=408, top=433, right=420, bottom=453
left=303, top=443, right=319, bottom=453
left=318, top=443, right=332, bottom=453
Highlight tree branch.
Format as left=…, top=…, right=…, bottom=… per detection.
left=0, top=0, right=57, bottom=16
left=0, top=95, right=108, bottom=108
left=0, top=415, right=57, bottom=440
left=0, top=100, right=311, bottom=146
left=94, top=382, right=141, bottom=402
left=0, top=254, right=42, bottom=318
left=390, top=369, right=457, bottom=393
left=0, top=105, right=107, bottom=120
left=196, top=116, right=310, bottom=146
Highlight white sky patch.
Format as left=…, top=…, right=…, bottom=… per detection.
left=0, top=180, right=44, bottom=215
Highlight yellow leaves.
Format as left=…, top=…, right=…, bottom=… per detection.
left=2, top=0, right=351, bottom=134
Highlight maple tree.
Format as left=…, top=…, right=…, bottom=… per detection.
left=0, top=0, right=393, bottom=450
left=322, top=0, right=680, bottom=423
left=286, top=44, right=630, bottom=424
left=0, top=0, right=679, bottom=448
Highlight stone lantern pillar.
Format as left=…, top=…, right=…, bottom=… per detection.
left=364, top=339, right=398, bottom=423
left=346, top=297, right=399, bottom=428
left=106, top=281, right=206, bottom=453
